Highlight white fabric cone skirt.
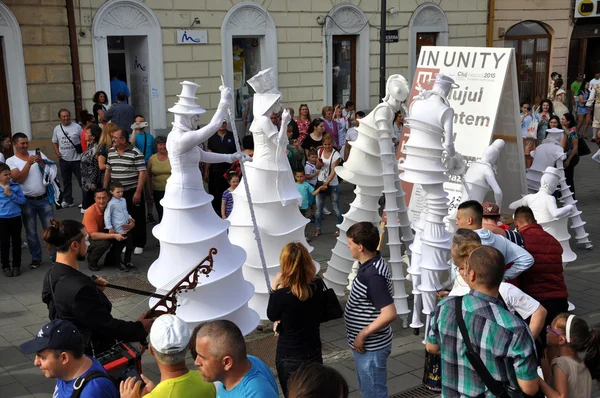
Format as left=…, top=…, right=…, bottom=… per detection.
left=539, top=218, right=577, bottom=264
left=234, top=166, right=300, bottom=205
left=336, top=149, right=384, bottom=187
left=149, top=179, right=258, bottom=335
left=556, top=170, right=593, bottom=248
left=526, top=169, right=543, bottom=194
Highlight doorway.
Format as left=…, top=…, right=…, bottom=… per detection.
left=332, top=36, right=356, bottom=107
left=0, top=38, right=12, bottom=139
left=232, top=37, right=261, bottom=120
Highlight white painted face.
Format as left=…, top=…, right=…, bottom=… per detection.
left=190, top=114, right=201, bottom=126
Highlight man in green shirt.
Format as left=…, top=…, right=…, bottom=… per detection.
left=571, top=73, right=584, bottom=112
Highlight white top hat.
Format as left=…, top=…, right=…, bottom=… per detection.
left=431, top=73, right=459, bottom=89
left=545, top=127, right=564, bottom=137
left=168, top=81, right=206, bottom=115
left=247, top=68, right=281, bottom=116
left=150, top=314, right=190, bottom=354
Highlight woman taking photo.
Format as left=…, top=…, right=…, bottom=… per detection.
left=536, top=99, right=554, bottom=145
left=80, top=125, right=102, bottom=211
left=561, top=113, right=579, bottom=199
left=313, top=133, right=343, bottom=237
left=92, top=91, right=109, bottom=124
left=301, top=119, right=325, bottom=157
left=577, top=81, right=593, bottom=140
left=267, top=242, right=326, bottom=398
left=147, top=136, right=171, bottom=222
left=296, top=104, right=312, bottom=143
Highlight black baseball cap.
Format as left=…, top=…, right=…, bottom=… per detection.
left=20, top=319, right=82, bottom=354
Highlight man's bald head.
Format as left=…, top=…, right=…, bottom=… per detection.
left=192, top=320, right=246, bottom=362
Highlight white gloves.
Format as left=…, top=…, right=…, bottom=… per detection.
left=230, top=152, right=252, bottom=163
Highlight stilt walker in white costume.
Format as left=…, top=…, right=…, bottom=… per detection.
left=147, top=81, right=259, bottom=335
left=228, top=68, right=317, bottom=320
left=324, top=75, right=414, bottom=324
left=446, top=139, right=504, bottom=233
left=400, top=73, right=461, bottom=335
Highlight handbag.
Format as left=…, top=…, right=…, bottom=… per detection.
left=525, top=117, right=537, bottom=140
left=316, top=148, right=339, bottom=196
left=455, top=296, right=515, bottom=398
left=578, top=136, right=591, bottom=156
left=319, top=278, right=343, bottom=322
left=61, top=125, right=83, bottom=154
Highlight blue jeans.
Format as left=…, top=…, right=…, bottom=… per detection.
left=22, top=199, right=55, bottom=261
left=352, top=344, right=391, bottom=398
left=315, top=184, right=343, bottom=231
left=59, top=158, right=82, bottom=205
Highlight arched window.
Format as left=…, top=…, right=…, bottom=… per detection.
left=505, top=21, right=552, bottom=105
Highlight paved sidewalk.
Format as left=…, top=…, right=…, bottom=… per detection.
left=2, top=156, right=600, bottom=397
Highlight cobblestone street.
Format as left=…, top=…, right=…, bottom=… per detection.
left=2, top=157, right=600, bottom=397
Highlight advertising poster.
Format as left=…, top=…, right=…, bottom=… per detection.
left=397, top=46, right=526, bottom=222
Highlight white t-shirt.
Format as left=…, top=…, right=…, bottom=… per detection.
left=318, top=149, right=341, bottom=186
left=6, top=151, right=49, bottom=196
left=52, top=122, right=83, bottom=161
left=0, top=152, right=4, bottom=164
left=587, top=78, right=600, bottom=106
left=304, top=161, right=318, bottom=185
left=449, top=277, right=540, bottom=320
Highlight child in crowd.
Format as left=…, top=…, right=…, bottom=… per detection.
left=0, top=163, right=25, bottom=277
left=287, top=128, right=305, bottom=172
left=105, top=181, right=136, bottom=272
left=304, top=150, right=319, bottom=187
left=221, top=171, right=240, bottom=219
left=295, top=169, right=324, bottom=241
left=539, top=313, right=600, bottom=397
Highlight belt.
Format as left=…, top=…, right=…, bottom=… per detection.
left=25, top=194, right=47, bottom=201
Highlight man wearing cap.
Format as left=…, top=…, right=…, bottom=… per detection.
left=20, top=319, right=119, bottom=398
left=204, top=121, right=237, bottom=214
left=481, top=201, right=524, bottom=247
left=120, top=314, right=215, bottom=398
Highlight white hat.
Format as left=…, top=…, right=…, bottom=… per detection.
left=150, top=314, right=191, bottom=354
left=168, top=81, right=206, bottom=115
left=247, top=68, right=281, bottom=116
left=546, top=127, right=564, bottom=136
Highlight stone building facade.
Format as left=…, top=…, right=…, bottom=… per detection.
left=1, top=0, right=489, bottom=146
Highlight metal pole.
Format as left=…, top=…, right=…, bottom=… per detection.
left=379, top=0, right=387, bottom=101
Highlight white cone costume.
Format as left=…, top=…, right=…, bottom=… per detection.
left=148, top=81, right=259, bottom=335
left=228, top=68, right=317, bottom=320
left=527, top=128, right=592, bottom=249
left=447, top=140, right=504, bottom=233
left=400, top=74, right=458, bottom=333
left=324, top=75, right=414, bottom=322
left=510, top=166, right=577, bottom=264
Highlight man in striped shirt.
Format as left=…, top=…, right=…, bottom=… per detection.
left=344, top=222, right=398, bottom=398
left=103, top=128, right=147, bottom=255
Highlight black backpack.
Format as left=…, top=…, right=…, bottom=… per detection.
left=71, top=370, right=119, bottom=398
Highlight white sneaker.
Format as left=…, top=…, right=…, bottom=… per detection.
left=122, top=247, right=126, bottom=253
left=78, top=204, right=82, bottom=208
left=80, top=208, right=85, bottom=214
left=21, top=242, right=28, bottom=248
left=323, top=207, right=332, bottom=215
left=61, top=201, right=75, bottom=208
left=134, top=247, right=144, bottom=255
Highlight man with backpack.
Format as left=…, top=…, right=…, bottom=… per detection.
left=20, top=319, right=119, bottom=397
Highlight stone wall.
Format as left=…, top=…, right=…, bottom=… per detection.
left=5, top=0, right=75, bottom=144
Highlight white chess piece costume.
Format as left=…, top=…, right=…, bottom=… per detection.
left=148, top=81, right=259, bottom=334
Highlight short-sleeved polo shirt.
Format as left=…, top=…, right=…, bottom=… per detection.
left=82, top=203, right=106, bottom=235
left=106, top=145, right=146, bottom=191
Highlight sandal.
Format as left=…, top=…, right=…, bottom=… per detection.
left=312, top=230, right=321, bottom=237
left=333, top=231, right=340, bottom=237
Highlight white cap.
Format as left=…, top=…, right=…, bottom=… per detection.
left=150, top=314, right=191, bottom=354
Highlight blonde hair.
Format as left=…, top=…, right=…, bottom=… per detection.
left=321, top=106, right=333, bottom=118
left=99, top=123, right=118, bottom=149
left=451, top=241, right=481, bottom=267
left=279, top=242, right=316, bottom=301
left=322, top=133, right=334, bottom=144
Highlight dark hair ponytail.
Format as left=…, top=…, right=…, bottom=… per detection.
left=585, top=328, right=600, bottom=380
left=43, top=219, right=85, bottom=253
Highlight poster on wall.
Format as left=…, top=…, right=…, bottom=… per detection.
left=398, top=46, right=526, bottom=222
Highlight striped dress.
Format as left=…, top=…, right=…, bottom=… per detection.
left=344, top=255, right=394, bottom=351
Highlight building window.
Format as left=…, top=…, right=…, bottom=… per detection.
left=505, top=21, right=551, bottom=105
left=0, top=38, right=12, bottom=140
left=416, top=33, right=438, bottom=62
left=408, top=3, right=449, bottom=82
left=232, top=37, right=261, bottom=118
left=332, top=36, right=356, bottom=107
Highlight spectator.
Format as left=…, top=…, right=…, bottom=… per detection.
left=539, top=314, right=598, bottom=398
left=286, top=107, right=300, bottom=139
left=82, top=188, right=127, bottom=271
left=110, top=71, right=130, bottom=104
left=19, top=319, right=119, bottom=397
left=520, top=102, right=538, bottom=168
left=456, top=200, right=533, bottom=281
left=343, top=111, right=365, bottom=162
left=344, top=222, right=397, bottom=398
left=535, top=99, right=554, bottom=145
left=6, top=133, right=56, bottom=269
left=204, top=121, right=237, bottom=215
left=147, top=135, right=170, bottom=222
left=392, top=111, right=404, bottom=154
left=192, top=320, right=279, bottom=397
left=313, top=134, right=342, bottom=237
left=92, top=90, right=109, bottom=124
left=267, top=242, right=326, bottom=397
left=221, top=171, right=239, bottom=219
left=105, top=92, right=135, bottom=136
left=302, top=119, right=325, bottom=157
left=577, top=81, right=592, bottom=140
left=294, top=170, right=315, bottom=221
left=426, top=245, right=540, bottom=397
left=52, top=108, right=83, bottom=208
left=0, top=163, right=25, bottom=277
left=342, top=101, right=355, bottom=120
left=120, top=314, right=216, bottom=398
left=287, top=363, right=349, bottom=398
left=79, top=111, right=95, bottom=152
left=334, top=104, right=348, bottom=150
left=561, top=112, right=579, bottom=198
left=223, top=135, right=253, bottom=179
left=97, top=122, right=118, bottom=182
left=570, top=73, right=584, bottom=112
left=321, top=106, right=339, bottom=148
left=41, top=219, right=152, bottom=353
left=0, top=134, right=11, bottom=163
left=80, top=124, right=103, bottom=212
left=295, top=104, right=312, bottom=143
left=129, top=115, right=156, bottom=223
left=105, top=181, right=136, bottom=272
left=103, top=128, right=147, bottom=255
left=514, top=206, right=568, bottom=345
left=481, top=201, right=523, bottom=246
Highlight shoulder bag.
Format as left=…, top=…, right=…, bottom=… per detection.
left=315, top=148, right=339, bottom=196
left=455, top=296, right=516, bottom=398
left=61, top=125, right=83, bottom=154
left=319, top=277, right=343, bottom=323
left=577, top=136, right=591, bottom=156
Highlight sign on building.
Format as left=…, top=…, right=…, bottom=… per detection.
left=574, top=0, right=599, bottom=18
left=398, top=46, right=525, bottom=221
left=385, top=30, right=399, bottom=43
left=176, top=30, right=208, bottom=45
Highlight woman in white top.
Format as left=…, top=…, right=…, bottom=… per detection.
left=552, top=77, right=570, bottom=119
left=313, top=133, right=342, bottom=237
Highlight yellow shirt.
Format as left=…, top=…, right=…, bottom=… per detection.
left=149, top=153, right=171, bottom=191
left=145, top=370, right=216, bottom=398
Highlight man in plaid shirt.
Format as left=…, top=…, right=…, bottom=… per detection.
left=426, top=245, right=539, bottom=397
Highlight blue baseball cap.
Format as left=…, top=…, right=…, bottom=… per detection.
left=20, top=319, right=82, bottom=354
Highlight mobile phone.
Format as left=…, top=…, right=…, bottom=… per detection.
left=35, top=148, right=41, bottom=156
